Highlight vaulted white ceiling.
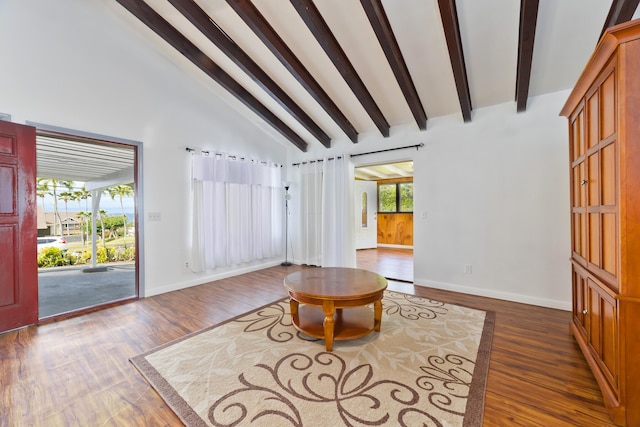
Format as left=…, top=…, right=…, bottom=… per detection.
left=113, top=0, right=640, bottom=153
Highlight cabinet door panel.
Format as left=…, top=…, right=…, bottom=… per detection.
left=586, top=278, right=619, bottom=393
left=572, top=166, right=584, bottom=207
left=587, top=282, right=602, bottom=355
left=579, top=162, right=586, bottom=206
left=588, top=214, right=600, bottom=266
left=600, top=292, right=618, bottom=388
left=602, top=213, right=617, bottom=279
left=588, top=152, right=599, bottom=205
left=571, top=111, right=584, bottom=161
left=572, top=267, right=588, bottom=334
left=600, top=71, right=616, bottom=140
left=574, top=213, right=587, bottom=259
left=587, top=92, right=599, bottom=149
left=601, top=142, right=616, bottom=206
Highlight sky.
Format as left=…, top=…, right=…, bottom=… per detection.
left=38, top=193, right=134, bottom=215
left=37, top=180, right=135, bottom=215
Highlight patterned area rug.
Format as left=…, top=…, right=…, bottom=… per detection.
left=131, top=291, right=495, bottom=427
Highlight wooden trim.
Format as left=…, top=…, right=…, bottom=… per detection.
left=114, top=0, right=308, bottom=152
left=167, top=0, right=330, bottom=148
left=437, top=0, right=472, bottom=122
left=360, top=0, right=427, bottom=130
left=290, top=0, right=391, bottom=137
left=561, top=19, right=640, bottom=117
left=227, top=0, right=359, bottom=144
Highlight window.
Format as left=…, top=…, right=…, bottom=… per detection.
left=378, top=182, right=413, bottom=213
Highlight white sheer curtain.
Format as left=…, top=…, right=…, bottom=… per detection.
left=190, top=153, right=282, bottom=273
left=322, top=156, right=356, bottom=267
left=294, top=160, right=323, bottom=266
left=292, top=156, right=356, bottom=268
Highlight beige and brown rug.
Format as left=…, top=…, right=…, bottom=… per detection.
left=131, top=291, right=495, bottom=427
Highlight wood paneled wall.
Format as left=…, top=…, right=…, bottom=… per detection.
left=377, top=213, right=413, bottom=245
left=376, top=177, right=413, bottom=246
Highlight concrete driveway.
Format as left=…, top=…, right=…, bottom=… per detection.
left=38, top=263, right=136, bottom=318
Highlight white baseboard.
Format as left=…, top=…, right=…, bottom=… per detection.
left=143, top=260, right=282, bottom=297
left=414, top=278, right=571, bottom=311
left=376, top=244, right=414, bottom=249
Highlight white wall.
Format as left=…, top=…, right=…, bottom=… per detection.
left=290, top=91, right=572, bottom=310
left=2, top=1, right=573, bottom=309
left=414, top=91, right=571, bottom=310
left=0, top=0, right=288, bottom=297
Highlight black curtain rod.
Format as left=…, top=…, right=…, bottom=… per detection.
left=350, top=143, right=424, bottom=158
left=292, top=156, right=343, bottom=167
left=186, top=147, right=283, bottom=167
left=185, top=147, right=211, bottom=155
left=292, top=143, right=424, bottom=166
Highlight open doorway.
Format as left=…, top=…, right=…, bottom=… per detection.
left=35, top=128, right=140, bottom=319
left=354, top=161, right=414, bottom=283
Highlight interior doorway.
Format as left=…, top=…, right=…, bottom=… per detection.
left=34, top=126, right=141, bottom=320
left=354, top=161, right=414, bottom=283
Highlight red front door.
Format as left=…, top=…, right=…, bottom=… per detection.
left=0, top=121, right=38, bottom=333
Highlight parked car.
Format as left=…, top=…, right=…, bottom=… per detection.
left=37, top=236, right=68, bottom=252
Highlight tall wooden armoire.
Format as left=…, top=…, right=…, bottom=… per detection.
left=560, top=19, right=640, bottom=427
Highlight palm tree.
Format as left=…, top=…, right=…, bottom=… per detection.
left=98, top=209, right=107, bottom=248
left=73, top=186, right=91, bottom=245
left=73, top=186, right=91, bottom=212
left=76, top=211, right=91, bottom=246
left=106, top=184, right=133, bottom=248
left=36, top=178, right=50, bottom=230
left=41, top=179, right=64, bottom=236
left=59, top=190, right=73, bottom=236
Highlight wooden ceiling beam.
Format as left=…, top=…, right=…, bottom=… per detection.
left=515, top=0, right=539, bottom=113
left=291, top=0, right=391, bottom=137
left=437, top=0, right=472, bottom=122
left=168, top=0, right=330, bottom=148
left=226, top=0, right=358, bottom=143
left=114, top=0, right=308, bottom=151
left=360, top=0, right=427, bottom=130
left=601, top=0, right=640, bottom=38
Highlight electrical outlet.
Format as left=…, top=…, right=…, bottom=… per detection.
left=185, top=261, right=189, bottom=268
left=148, top=212, right=161, bottom=221
left=464, top=264, right=472, bottom=274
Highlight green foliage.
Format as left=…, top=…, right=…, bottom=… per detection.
left=399, top=183, right=414, bottom=212
left=87, top=215, right=128, bottom=233
left=60, top=247, right=135, bottom=266
left=378, top=184, right=397, bottom=212
left=38, top=247, right=75, bottom=268
left=96, top=247, right=115, bottom=263
left=79, top=251, right=92, bottom=264
left=114, top=247, right=135, bottom=261
left=378, top=182, right=413, bottom=213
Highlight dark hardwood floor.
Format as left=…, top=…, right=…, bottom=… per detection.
left=357, top=247, right=413, bottom=282
left=0, top=249, right=614, bottom=426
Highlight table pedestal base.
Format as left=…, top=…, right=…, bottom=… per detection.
left=290, top=299, right=383, bottom=351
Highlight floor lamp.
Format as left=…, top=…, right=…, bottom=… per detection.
left=281, top=182, right=292, bottom=266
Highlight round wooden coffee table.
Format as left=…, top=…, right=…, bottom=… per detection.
left=283, top=267, right=388, bottom=351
